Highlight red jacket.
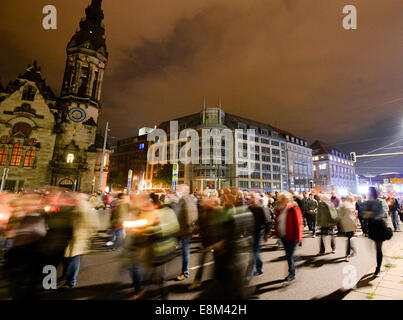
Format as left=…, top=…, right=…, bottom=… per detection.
left=275, top=204, right=303, bottom=243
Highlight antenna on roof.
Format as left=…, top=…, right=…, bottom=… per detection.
left=202, top=96, right=206, bottom=124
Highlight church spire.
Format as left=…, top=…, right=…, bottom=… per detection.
left=61, top=0, right=108, bottom=102
left=67, top=0, right=107, bottom=56
left=85, top=0, right=104, bottom=24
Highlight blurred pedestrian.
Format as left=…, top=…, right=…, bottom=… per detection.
left=338, top=196, right=357, bottom=261
left=61, top=194, right=99, bottom=289
left=174, top=184, right=198, bottom=281
left=363, top=187, right=393, bottom=277
left=387, top=191, right=401, bottom=232
left=106, top=193, right=129, bottom=250
left=246, top=193, right=272, bottom=280
left=356, top=195, right=368, bottom=236
left=305, top=193, right=318, bottom=237
left=316, top=194, right=338, bottom=255
left=274, top=193, right=303, bottom=282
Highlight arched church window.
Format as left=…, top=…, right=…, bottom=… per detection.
left=23, top=149, right=35, bottom=167
left=0, top=136, right=10, bottom=144
left=78, top=65, right=89, bottom=97
left=12, top=122, right=32, bottom=137
left=0, top=146, right=8, bottom=165
left=67, top=153, right=74, bottom=163
left=10, top=143, right=23, bottom=166
left=91, top=70, right=99, bottom=100
left=22, top=85, right=37, bottom=101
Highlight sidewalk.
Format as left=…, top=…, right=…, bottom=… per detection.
left=343, top=230, right=403, bottom=300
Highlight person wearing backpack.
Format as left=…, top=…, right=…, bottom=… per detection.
left=316, top=194, right=338, bottom=255
left=147, top=195, right=180, bottom=299
left=126, top=194, right=180, bottom=300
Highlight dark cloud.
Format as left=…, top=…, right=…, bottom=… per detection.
left=0, top=0, right=402, bottom=175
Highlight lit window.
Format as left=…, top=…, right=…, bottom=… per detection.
left=23, top=150, right=35, bottom=167
left=139, top=143, right=145, bottom=150
left=0, top=136, right=10, bottom=144
left=67, top=153, right=74, bottom=163
left=319, top=163, right=327, bottom=170
left=10, top=143, right=23, bottom=166
left=0, top=146, right=8, bottom=165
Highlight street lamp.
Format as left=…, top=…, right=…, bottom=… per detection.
left=98, top=122, right=110, bottom=193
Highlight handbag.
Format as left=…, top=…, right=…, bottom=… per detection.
left=368, top=218, right=393, bottom=241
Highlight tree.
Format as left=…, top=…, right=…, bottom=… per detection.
left=152, top=164, right=173, bottom=188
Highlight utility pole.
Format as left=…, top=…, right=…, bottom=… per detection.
left=0, top=168, right=9, bottom=191
left=98, top=122, right=109, bottom=193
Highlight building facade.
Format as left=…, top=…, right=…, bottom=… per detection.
left=109, top=131, right=149, bottom=192
left=275, top=128, right=314, bottom=193
left=143, top=106, right=289, bottom=193
left=0, top=0, right=109, bottom=193
left=311, top=140, right=357, bottom=193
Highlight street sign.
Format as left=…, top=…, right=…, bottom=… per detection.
left=127, top=169, right=133, bottom=195
left=172, top=163, right=178, bottom=192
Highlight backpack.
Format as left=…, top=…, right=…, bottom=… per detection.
left=150, top=207, right=180, bottom=265
left=327, top=201, right=339, bottom=224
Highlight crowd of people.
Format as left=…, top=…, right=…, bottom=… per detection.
left=0, top=185, right=402, bottom=300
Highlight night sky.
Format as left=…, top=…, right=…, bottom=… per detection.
left=0, top=0, right=402, bottom=176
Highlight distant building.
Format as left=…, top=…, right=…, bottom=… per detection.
left=109, top=134, right=149, bottom=192
left=274, top=128, right=314, bottom=193
left=144, top=106, right=289, bottom=193
left=311, top=140, right=357, bottom=193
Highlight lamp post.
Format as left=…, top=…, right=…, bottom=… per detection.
left=98, top=122, right=109, bottom=193
left=0, top=168, right=9, bottom=191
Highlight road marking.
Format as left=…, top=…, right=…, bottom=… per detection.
left=189, top=261, right=215, bottom=270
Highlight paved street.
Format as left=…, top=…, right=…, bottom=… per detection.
left=6, top=211, right=396, bottom=300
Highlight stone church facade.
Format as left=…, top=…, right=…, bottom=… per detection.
left=0, top=0, right=109, bottom=193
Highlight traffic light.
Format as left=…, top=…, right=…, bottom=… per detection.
left=350, top=152, right=356, bottom=163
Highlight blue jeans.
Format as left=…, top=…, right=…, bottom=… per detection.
left=281, top=239, right=298, bottom=278
left=307, top=214, right=317, bottom=235
left=129, top=263, right=143, bottom=293
left=179, top=236, right=190, bottom=275
left=112, top=227, right=124, bottom=249
left=248, top=229, right=265, bottom=277
left=64, top=255, right=81, bottom=287
left=389, top=211, right=400, bottom=231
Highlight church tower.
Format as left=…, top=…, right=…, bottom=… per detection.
left=51, top=0, right=108, bottom=192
